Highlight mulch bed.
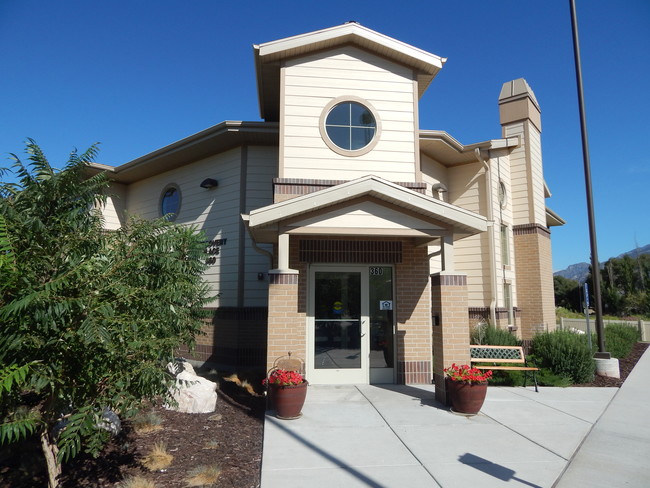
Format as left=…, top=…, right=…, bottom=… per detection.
left=2, top=342, right=648, bottom=487
left=0, top=374, right=266, bottom=488
left=572, top=341, right=649, bottom=387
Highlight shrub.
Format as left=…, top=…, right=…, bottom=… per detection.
left=532, top=330, right=595, bottom=384
left=602, top=323, right=640, bottom=359
left=535, top=366, right=573, bottom=387
left=471, top=323, right=520, bottom=346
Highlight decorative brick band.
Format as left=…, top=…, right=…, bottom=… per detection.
left=299, top=239, right=402, bottom=263
left=213, top=306, right=269, bottom=320
left=513, top=223, right=550, bottom=238
left=397, top=360, right=431, bottom=384
left=269, top=273, right=299, bottom=285
left=431, top=274, right=467, bottom=287
left=273, top=178, right=427, bottom=196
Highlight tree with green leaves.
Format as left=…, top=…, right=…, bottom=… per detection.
left=553, top=275, right=581, bottom=312
left=597, top=254, right=650, bottom=316
left=0, top=140, right=212, bottom=487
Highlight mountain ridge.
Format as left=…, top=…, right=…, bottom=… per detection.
left=554, top=243, right=650, bottom=283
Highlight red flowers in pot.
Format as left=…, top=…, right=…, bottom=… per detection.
left=443, top=364, right=492, bottom=415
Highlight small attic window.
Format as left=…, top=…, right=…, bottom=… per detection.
left=320, top=96, right=381, bottom=156
left=160, top=184, right=181, bottom=221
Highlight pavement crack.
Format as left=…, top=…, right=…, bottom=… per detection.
left=355, top=386, right=443, bottom=488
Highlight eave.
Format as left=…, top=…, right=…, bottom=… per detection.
left=87, top=121, right=278, bottom=184
left=254, top=22, right=446, bottom=121
left=546, top=206, right=566, bottom=227
left=419, top=130, right=520, bottom=166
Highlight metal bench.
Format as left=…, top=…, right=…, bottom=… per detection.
left=470, top=345, right=539, bottom=392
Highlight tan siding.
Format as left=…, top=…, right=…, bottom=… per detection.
left=288, top=201, right=444, bottom=232
left=446, top=163, right=489, bottom=306
left=420, top=154, right=449, bottom=198
left=244, top=146, right=277, bottom=306
left=505, top=120, right=546, bottom=227
left=528, top=127, right=547, bottom=225
left=102, top=182, right=127, bottom=230
left=491, top=152, right=518, bottom=309
left=448, top=163, right=483, bottom=214
left=454, top=233, right=490, bottom=306
left=504, top=122, right=531, bottom=225
left=126, top=148, right=243, bottom=308
left=282, top=46, right=417, bottom=181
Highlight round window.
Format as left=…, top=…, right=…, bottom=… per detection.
left=325, top=101, right=377, bottom=151
left=160, top=185, right=181, bottom=221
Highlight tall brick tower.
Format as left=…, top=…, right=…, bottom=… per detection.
left=499, top=79, right=556, bottom=340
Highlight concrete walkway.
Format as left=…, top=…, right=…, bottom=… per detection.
left=260, top=347, right=650, bottom=487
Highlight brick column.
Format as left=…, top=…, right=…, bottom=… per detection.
left=513, top=224, right=556, bottom=340
left=395, top=242, right=432, bottom=384
left=431, top=272, right=470, bottom=405
left=266, top=271, right=305, bottom=373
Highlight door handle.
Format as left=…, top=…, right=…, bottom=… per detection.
left=360, top=333, right=366, bottom=337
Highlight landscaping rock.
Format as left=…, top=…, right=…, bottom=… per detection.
left=165, top=359, right=218, bottom=413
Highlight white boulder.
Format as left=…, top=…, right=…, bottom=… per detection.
left=165, top=359, right=218, bottom=414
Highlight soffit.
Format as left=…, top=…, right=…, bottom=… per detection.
left=255, top=23, right=446, bottom=121
left=87, top=121, right=279, bottom=184
left=419, top=130, right=520, bottom=166
left=546, top=206, right=566, bottom=227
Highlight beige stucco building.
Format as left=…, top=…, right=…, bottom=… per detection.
left=94, top=24, right=563, bottom=402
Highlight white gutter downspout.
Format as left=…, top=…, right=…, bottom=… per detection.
left=241, top=214, right=274, bottom=268
left=475, top=148, right=498, bottom=326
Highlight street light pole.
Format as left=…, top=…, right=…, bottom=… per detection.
left=568, top=0, right=609, bottom=358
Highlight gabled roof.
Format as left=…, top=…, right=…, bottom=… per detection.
left=246, top=175, right=486, bottom=243
left=254, top=22, right=446, bottom=121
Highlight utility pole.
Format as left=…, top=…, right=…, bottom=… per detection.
left=569, top=0, right=609, bottom=358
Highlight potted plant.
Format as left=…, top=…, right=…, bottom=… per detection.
left=263, top=369, right=308, bottom=419
left=443, top=363, right=493, bottom=415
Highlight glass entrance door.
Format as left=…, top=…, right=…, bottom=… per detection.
left=307, top=266, right=394, bottom=385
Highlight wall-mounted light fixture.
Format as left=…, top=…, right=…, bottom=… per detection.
left=200, top=178, right=219, bottom=189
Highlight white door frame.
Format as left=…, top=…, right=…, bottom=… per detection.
left=307, top=265, right=370, bottom=385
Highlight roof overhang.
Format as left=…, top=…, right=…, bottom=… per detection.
left=254, top=23, right=446, bottom=121
left=246, top=175, right=486, bottom=244
left=546, top=206, right=566, bottom=227
left=87, top=121, right=278, bottom=183
left=419, top=130, right=520, bottom=166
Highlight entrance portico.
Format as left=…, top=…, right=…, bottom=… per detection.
left=246, top=176, right=486, bottom=389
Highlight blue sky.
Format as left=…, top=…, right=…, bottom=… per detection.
left=1, top=0, right=648, bottom=271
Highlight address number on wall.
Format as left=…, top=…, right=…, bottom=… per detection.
left=369, top=267, right=384, bottom=275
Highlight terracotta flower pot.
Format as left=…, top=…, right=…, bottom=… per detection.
left=269, top=381, right=308, bottom=419
left=447, top=379, right=488, bottom=415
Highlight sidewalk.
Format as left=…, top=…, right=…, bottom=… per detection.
left=260, top=347, right=650, bottom=487
left=555, top=346, right=650, bottom=487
